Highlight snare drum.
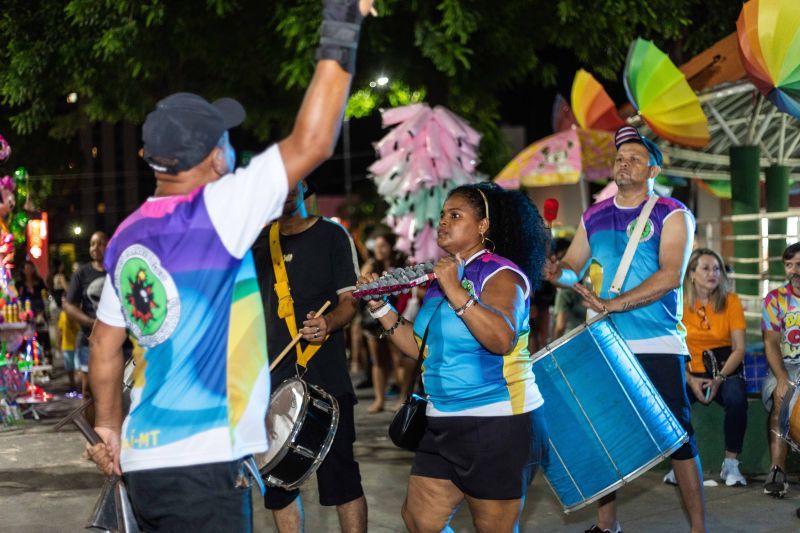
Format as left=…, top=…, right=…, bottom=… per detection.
left=532, top=314, right=688, bottom=512
left=777, top=381, right=800, bottom=452
left=255, top=378, right=339, bottom=490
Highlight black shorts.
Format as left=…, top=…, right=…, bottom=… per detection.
left=124, top=459, right=252, bottom=532
left=411, top=408, right=548, bottom=500
left=636, top=354, right=698, bottom=461
left=264, top=394, right=363, bottom=509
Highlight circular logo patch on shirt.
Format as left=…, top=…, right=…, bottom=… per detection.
left=625, top=217, right=654, bottom=243
left=114, top=244, right=180, bottom=347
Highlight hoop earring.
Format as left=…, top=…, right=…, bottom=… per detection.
left=484, top=236, right=496, bottom=253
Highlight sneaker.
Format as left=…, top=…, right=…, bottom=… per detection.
left=584, top=525, right=622, bottom=533
left=763, top=465, right=789, bottom=497
left=720, top=458, right=747, bottom=487
left=663, top=469, right=677, bottom=486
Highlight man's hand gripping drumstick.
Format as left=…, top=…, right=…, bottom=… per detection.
left=270, top=301, right=331, bottom=372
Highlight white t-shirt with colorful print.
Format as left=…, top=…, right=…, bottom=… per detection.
left=96, top=145, right=288, bottom=472
left=762, top=283, right=800, bottom=360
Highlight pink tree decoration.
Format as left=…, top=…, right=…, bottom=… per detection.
left=369, top=104, right=482, bottom=262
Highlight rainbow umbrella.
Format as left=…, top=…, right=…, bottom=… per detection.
left=737, top=0, right=800, bottom=118
left=624, top=38, right=710, bottom=148
left=494, top=128, right=615, bottom=189
left=571, top=69, right=625, bottom=132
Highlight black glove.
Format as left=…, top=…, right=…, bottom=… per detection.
left=315, top=0, right=365, bottom=74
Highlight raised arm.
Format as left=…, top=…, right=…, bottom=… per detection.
left=278, top=0, right=374, bottom=189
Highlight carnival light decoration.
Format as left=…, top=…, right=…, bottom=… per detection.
left=369, top=103, right=482, bottom=262
left=736, top=0, right=800, bottom=118
left=0, top=134, right=10, bottom=163
left=624, top=38, right=710, bottom=148
left=571, top=69, right=626, bottom=132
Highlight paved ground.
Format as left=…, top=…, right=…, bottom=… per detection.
left=2, top=371, right=800, bottom=532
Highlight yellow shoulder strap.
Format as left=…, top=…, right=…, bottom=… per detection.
left=268, top=223, right=326, bottom=368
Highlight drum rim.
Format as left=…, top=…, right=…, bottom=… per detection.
left=277, top=390, right=340, bottom=491
left=547, top=431, right=689, bottom=513
left=261, top=379, right=341, bottom=490
left=531, top=312, right=610, bottom=364
left=260, top=378, right=313, bottom=473
left=777, top=380, right=800, bottom=451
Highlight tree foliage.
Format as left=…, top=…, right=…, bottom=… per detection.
left=0, top=0, right=741, bottom=176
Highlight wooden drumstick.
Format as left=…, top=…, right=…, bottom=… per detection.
left=269, top=300, right=331, bottom=372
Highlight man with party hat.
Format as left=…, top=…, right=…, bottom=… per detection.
left=545, top=126, right=705, bottom=533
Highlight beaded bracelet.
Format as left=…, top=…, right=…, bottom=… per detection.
left=454, top=297, right=477, bottom=317
left=379, top=316, right=406, bottom=339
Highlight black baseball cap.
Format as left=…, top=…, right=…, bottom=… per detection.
left=142, top=92, right=246, bottom=174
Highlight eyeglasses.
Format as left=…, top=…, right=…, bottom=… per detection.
left=696, top=305, right=710, bottom=330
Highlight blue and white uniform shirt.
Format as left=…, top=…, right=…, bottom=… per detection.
left=582, top=195, right=695, bottom=355
left=413, top=250, right=544, bottom=417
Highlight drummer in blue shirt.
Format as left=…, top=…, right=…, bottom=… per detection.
left=545, top=126, right=704, bottom=533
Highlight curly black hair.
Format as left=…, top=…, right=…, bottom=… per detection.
left=448, top=183, right=549, bottom=291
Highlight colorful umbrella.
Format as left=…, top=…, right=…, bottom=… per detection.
left=624, top=38, right=710, bottom=148
left=736, top=0, right=800, bottom=118
left=571, top=70, right=625, bottom=132
left=494, top=128, right=615, bottom=189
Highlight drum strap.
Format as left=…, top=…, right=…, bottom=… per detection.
left=610, top=194, right=658, bottom=295
left=268, top=223, right=327, bottom=369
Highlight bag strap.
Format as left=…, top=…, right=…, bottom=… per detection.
left=609, top=194, right=658, bottom=295
left=404, top=323, right=431, bottom=403
left=268, top=223, right=327, bottom=369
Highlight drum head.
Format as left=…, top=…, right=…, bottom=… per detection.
left=257, top=380, right=307, bottom=468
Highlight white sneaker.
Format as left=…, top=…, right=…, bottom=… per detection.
left=663, top=469, right=677, bottom=486
left=720, top=458, right=747, bottom=487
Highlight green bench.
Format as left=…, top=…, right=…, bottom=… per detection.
left=689, top=398, right=800, bottom=475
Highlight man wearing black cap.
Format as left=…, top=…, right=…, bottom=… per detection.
left=545, top=126, right=705, bottom=533
left=84, top=1, right=375, bottom=530
left=251, top=180, right=364, bottom=532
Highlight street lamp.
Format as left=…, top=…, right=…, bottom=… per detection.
left=72, top=225, right=82, bottom=236
left=369, top=75, right=390, bottom=88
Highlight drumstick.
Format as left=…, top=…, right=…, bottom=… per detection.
left=269, top=300, right=331, bottom=372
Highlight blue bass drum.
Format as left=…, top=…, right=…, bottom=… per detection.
left=532, top=314, right=687, bottom=512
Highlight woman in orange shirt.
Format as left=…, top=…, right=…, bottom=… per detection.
left=664, top=248, right=748, bottom=487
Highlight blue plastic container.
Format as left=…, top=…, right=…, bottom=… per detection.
left=743, top=343, right=768, bottom=395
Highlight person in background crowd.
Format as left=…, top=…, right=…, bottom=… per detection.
left=57, top=297, right=80, bottom=393
left=530, top=277, right=556, bottom=351
left=662, top=248, right=747, bottom=487
left=64, top=231, right=108, bottom=404
left=360, top=231, right=412, bottom=412
left=49, top=260, right=70, bottom=305
left=551, top=238, right=585, bottom=339
left=761, top=241, right=800, bottom=498
left=19, top=261, right=50, bottom=360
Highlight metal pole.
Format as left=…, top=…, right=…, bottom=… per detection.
left=343, top=118, right=353, bottom=221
